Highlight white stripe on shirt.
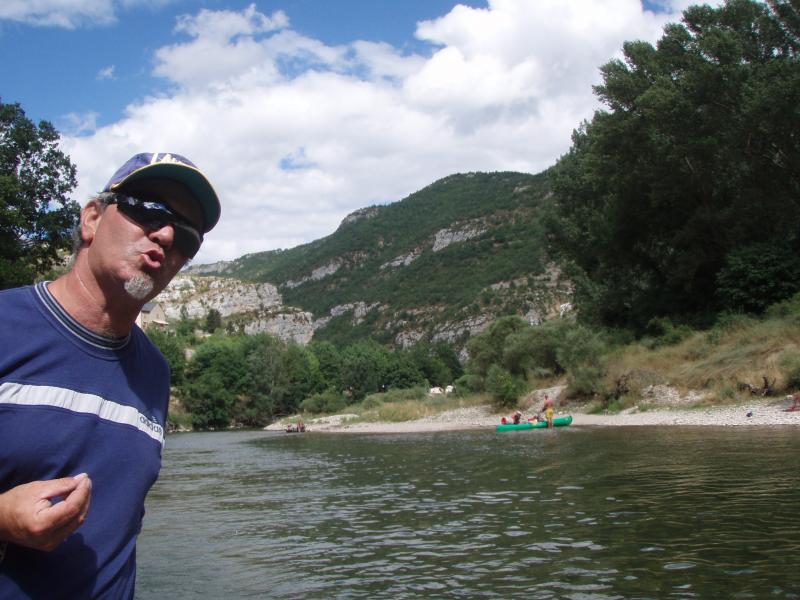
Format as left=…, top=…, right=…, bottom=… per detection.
left=0, top=382, right=164, bottom=445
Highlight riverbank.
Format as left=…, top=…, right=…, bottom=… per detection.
left=265, top=387, right=800, bottom=434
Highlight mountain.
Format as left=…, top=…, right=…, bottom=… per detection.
left=159, top=170, right=572, bottom=352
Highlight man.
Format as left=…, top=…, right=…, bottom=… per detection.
left=541, top=393, right=555, bottom=428
left=0, top=153, right=220, bottom=599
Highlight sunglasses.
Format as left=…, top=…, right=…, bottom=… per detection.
left=110, top=194, right=203, bottom=258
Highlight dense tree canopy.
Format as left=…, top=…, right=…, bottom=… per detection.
left=0, top=100, right=79, bottom=288
left=154, top=327, right=464, bottom=429
left=548, top=0, right=800, bottom=328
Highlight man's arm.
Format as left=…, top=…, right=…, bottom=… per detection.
left=0, top=473, right=92, bottom=552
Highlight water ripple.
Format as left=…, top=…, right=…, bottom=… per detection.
left=137, top=427, right=800, bottom=599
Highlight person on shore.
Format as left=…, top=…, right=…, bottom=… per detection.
left=541, top=394, right=555, bottom=428
left=0, top=152, right=220, bottom=599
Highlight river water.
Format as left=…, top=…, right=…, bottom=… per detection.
left=135, top=426, right=800, bottom=599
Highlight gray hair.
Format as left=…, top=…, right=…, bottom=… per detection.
left=71, top=192, right=116, bottom=256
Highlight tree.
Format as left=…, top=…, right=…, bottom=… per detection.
left=485, top=364, right=525, bottom=407
left=465, top=316, right=528, bottom=379
left=0, top=100, right=79, bottom=289
left=385, top=351, right=425, bottom=389
left=548, top=0, right=800, bottom=329
left=716, top=241, right=800, bottom=313
left=310, top=341, right=343, bottom=391
left=204, top=308, right=222, bottom=333
left=146, top=328, right=187, bottom=387
left=182, top=336, right=249, bottom=429
left=340, top=339, right=389, bottom=401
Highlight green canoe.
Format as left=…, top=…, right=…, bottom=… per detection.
left=496, top=415, right=573, bottom=432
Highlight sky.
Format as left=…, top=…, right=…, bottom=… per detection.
left=1, top=0, right=701, bottom=265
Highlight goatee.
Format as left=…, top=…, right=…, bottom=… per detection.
left=124, top=274, right=155, bottom=301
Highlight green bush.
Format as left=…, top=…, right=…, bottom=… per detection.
left=485, top=364, right=525, bottom=407
left=455, top=372, right=485, bottom=393
left=716, top=243, right=800, bottom=314
left=568, top=364, right=606, bottom=397
left=360, top=395, right=383, bottom=410
left=146, top=328, right=187, bottom=386
left=300, top=390, right=349, bottom=414
left=714, top=312, right=757, bottom=332
left=766, top=293, right=800, bottom=319
left=641, top=317, right=692, bottom=349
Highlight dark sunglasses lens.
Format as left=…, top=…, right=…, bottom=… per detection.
left=172, top=226, right=201, bottom=258
left=117, top=199, right=201, bottom=258
left=117, top=200, right=172, bottom=226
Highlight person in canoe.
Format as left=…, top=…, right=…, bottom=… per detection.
left=500, top=412, right=523, bottom=425
left=541, top=394, right=555, bottom=428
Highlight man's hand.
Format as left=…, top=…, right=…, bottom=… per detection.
left=0, top=474, right=92, bottom=552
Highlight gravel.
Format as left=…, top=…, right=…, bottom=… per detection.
left=265, top=387, right=800, bottom=433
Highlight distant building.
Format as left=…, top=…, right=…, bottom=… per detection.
left=136, top=302, right=168, bottom=330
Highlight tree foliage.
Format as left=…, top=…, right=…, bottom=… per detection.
left=164, top=327, right=465, bottom=428
left=485, top=364, right=525, bottom=407
left=0, top=100, right=79, bottom=289
left=715, top=241, right=800, bottom=313
left=204, top=308, right=222, bottom=333
left=547, top=0, right=800, bottom=329
left=146, top=328, right=187, bottom=387
left=462, top=316, right=608, bottom=399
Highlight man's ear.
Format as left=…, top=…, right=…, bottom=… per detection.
left=80, top=201, right=104, bottom=245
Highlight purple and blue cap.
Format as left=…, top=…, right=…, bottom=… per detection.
left=103, top=152, right=221, bottom=233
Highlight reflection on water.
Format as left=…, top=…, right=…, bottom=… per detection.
left=136, top=427, right=800, bottom=599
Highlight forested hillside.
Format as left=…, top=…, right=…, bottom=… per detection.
left=191, top=170, right=571, bottom=348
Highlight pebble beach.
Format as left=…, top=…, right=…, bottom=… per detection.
left=266, top=385, right=800, bottom=434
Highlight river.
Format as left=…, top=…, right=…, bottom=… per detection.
left=135, top=426, right=800, bottom=599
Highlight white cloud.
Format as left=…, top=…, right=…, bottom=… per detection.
left=0, top=0, right=116, bottom=28
left=0, top=0, right=181, bottom=28
left=96, top=65, right=116, bottom=80
left=59, top=111, right=99, bottom=136
left=62, top=0, right=691, bottom=265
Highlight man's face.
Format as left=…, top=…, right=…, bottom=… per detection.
left=84, top=178, right=204, bottom=303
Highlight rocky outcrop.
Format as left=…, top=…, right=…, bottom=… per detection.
left=432, top=222, right=485, bottom=252
left=431, top=315, right=491, bottom=345
left=157, top=276, right=282, bottom=319
left=381, top=249, right=421, bottom=270
left=284, top=259, right=343, bottom=289
left=243, top=310, right=315, bottom=345
left=329, top=301, right=382, bottom=324
left=340, top=206, right=380, bottom=227
left=185, top=259, right=235, bottom=275
left=283, top=251, right=372, bottom=289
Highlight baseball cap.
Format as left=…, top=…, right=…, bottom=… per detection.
left=103, top=152, right=221, bottom=233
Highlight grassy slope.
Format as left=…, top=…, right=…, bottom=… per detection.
left=595, top=311, right=800, bottom=409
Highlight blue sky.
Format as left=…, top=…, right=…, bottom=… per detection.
left=1, top=0, right=695, bottom=264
